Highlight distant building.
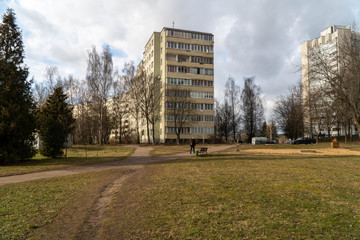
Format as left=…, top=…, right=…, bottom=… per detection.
left=139, top=27, right=215, bottom=143
left=73, top=27, right=215, bottom=144
left=34, top=133, right=72, bottom=150
left=107, top=95, right=136, bottom=143
left=301, top=25, right=360, bottom=137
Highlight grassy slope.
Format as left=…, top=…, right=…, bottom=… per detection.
left=101, top=152, right=360, bottom=239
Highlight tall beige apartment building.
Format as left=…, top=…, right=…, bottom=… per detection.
left=301, top=25, right=358, bottom=137
left=140, top=27, right=215, bottom=143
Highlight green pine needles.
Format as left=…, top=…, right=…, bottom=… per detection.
left=37, top=87, right=75, bottom=158
left=0, top=9, right=36, bottom=164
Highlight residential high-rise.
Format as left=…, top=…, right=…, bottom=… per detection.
left=301, top=25, right=359, bottom=137
left=140, top=27, right=215, bottom=143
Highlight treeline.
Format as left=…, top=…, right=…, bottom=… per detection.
left=33, top=47, right=155, bottom=146
left=214, top=76, right=279, bottom=143
left=0, top=8, right=164, bottom=164
left=0, top=9, right=74, bottom=164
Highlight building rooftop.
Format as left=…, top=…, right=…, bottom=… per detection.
left=320, top=25, right=350, bottom=36
left=161, top=27, right=213, bottom=36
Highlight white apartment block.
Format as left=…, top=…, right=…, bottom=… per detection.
left=301, top=25, right=359, bottom=137
left=139, top=27, right=215, bottom=143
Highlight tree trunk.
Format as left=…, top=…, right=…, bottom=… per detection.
left=349, top=120, right=353, bottom=142
left=176, top=129, right=181, bottom=145
left=152, top=122, right=156, bottom=145
left=119, top=120, right=122, bottom=144
left=355, top=121, right=360, bottom=140
left=135, top=119, right=140, bottom=144
left=114, top=118, right=118, bottom=143
left=344, top=123, right=348, bottom=143
left=99, top=103, right=103, bottom=145
left=146, top=118, right=150, bottom=144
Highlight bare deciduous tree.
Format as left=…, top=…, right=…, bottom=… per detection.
left=129, top=66, right=152, bottom=144
left=215, top=99, right=232, bottom=143
left=120, top=62, right=141, bottom=143
left=224, top=76, right=241, bottom=141
left=273, top=82, right=304, bottom=140
left=303, top=26, right=360, bottom=139
left=86, top=45, right=114, bottom=144
left=165, top=84, right=193, bottom=144
left=33, top=66, right=61, bottom=108
left=148, top=75, right=162, bottom=144
left=241, top=77, right=264, bottom=142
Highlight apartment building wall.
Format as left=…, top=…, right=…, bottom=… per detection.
left=76, top=28, right=215, bottom=144
left=134, top=27, right=215, bottom=143
left=301, top=25, right=356, bottom=137
left=159, top=27, right=215, bottom=143
left=138, top=32, right=162, bottom=143
left=107, top=95, right=136, bottom=143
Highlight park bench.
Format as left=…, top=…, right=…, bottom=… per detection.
left=199, top=147, right=208, bottom=155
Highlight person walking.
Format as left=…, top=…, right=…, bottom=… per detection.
left=190, top=137, right=196, bottom=154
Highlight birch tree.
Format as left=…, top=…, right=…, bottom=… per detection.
left=86, top=45, right=113, bottom=144
left=224, top=76, right=241, bottom=141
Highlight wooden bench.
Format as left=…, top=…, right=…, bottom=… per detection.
left=199, top=147, right=208, bottom=155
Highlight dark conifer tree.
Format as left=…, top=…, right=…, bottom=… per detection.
left=0, top=9, right=36, bottom=164
left=37, top=87, right=75, bottom=158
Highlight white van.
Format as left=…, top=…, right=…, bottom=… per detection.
left=251, top=137, right=268, bottom=145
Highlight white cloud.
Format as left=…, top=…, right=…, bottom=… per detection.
left=3, top=0, right=360, bottom=119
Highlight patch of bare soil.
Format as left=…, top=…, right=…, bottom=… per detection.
left=24, top=145, right=233, bottom=239
left=30, top=169, right=131, bottom=240
left=74, top=174, right=132, bottom=240
left=240, top=148, right=360, bottom=156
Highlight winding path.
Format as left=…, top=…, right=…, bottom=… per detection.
left=0, top=145, right=232, bottom=186
left=1, top=145, right=233, bottom=239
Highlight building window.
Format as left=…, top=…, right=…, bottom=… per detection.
left=178, top=66, right=189, bottom=73
left=190, top=91, right=214, bottom=99
left=167, top=41, right=213, bottom=53
left=166, top=102, right=173, bottom=109
left=167, top=66, right=176, bottom=72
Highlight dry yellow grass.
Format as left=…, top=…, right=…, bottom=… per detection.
left=240, top=147, right=360, bottom=156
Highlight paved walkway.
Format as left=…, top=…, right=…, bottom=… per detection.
left=0, top=145, right=233, bottom=186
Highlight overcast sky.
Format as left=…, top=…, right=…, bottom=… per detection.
left=2, top=0, right=360, bottom=119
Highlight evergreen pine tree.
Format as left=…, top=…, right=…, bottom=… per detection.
left=0, top=9, right=36, bottom=164
left=37, top=87, right=75, bottom=158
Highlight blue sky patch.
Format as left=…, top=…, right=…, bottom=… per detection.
left=109, top=45, right=127, bottom=59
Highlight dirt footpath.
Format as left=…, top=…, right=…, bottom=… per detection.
left=4, top=144, right=232, bottom=240
left=0, top=145, right=233, bottom=186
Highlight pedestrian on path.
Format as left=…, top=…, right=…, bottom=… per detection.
left=190, top=137, right=196, bottom=154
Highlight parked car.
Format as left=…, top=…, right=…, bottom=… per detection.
left=266, top=139, right=277, bottom=144
left=291, top=137, right=316, bottom=144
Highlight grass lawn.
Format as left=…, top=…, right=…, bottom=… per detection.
left=0, top=145, right=135, bottom=176
left=101, top=148, right=360, bottom=239
left=0, top=168, right=133, bottom=240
